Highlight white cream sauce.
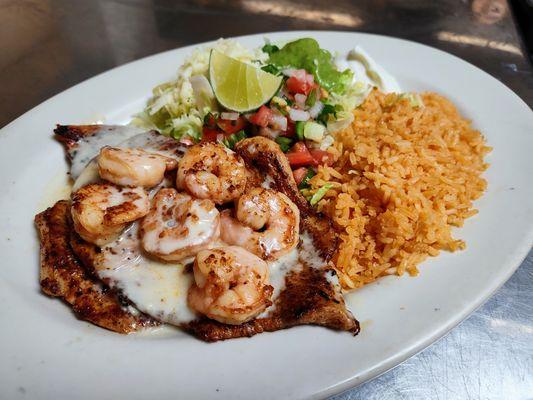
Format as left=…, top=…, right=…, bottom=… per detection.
left=72, top=160, right=100, bottom=191
left=119, top=130, right=188, bottom=160
left=70, top=128, right=187, bottom=185
left=97, top=222, right=197, bottom=325
left=266, top=248, right=301, bottom=302
left=298, top=232, right=329, bottom=269
left=70, top=126, right=335, bottom=325
left=324, top=268, right=341, bottom=287
left=261, top=174, right=275, bottom=189
left=70, top=125, right=146, bottom=179
left=259, top=231, right=330, bottom=317
left=335, top=46, right=401, bottom=94
left=142, top=192, right=220, bottom=256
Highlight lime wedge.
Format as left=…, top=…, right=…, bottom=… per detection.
left=209, top=50, right=283, bottom=112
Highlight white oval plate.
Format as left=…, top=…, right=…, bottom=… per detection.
left=0, top=31, right=531, bottom=399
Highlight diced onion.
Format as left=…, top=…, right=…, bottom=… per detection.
left=294, top=93, right=307, bottom=109
left=259, top=126, right=281, bottom=139
left=179, top=136, right=194, bottom=146
left=281, top=68, right=296, bottom=77
left=319, top=135, right=335, bottom=150
left=308, top=100, right=324, bottom=118
left=190, top=75, right=217, bottom=112
left=289, top=109, right=310, bottom=121
left=221, top=112, right=239, bottom=120
left=291, top=69, right=307, bottom=80
left=270, top=114, right=288, bottom=131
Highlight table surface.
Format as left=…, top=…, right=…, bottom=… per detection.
left=2, top=1, right=532, bottom=399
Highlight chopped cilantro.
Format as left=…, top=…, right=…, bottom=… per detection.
left=275, top=136, right=293, bottom=152
left=298, top=168, right=316, bottom=189
left=222, top=130, right=247, bottom=149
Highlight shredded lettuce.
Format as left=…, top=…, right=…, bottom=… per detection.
left=318, top=135, right=335, bottom=151
left=400, top=92, right=424, bottom=108
left=331, top=81, right=371, bottom=113
left=133, top=39, right=266, bottom=139
left=264, top=38, right=353, bottom=95
left=163, top=115, right=203, bottom=141
left=325, top=81, right=371, bottom=133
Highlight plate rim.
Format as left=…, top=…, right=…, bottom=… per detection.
left=2, top=30, right=532, bottom=399
left=3, top=30, right=531, bottom=132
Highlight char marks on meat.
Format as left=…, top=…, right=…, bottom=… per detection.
left=54, top=124, right=103, bottom=157
left=39, top=125, right=358, bottom=341
left=184, top=137, right=358, bottom=341
left=35, top=200, right=158, bottom=333
left=54, top=124, right=187, bottom=180
left=185, top=266, right=359, bottom=342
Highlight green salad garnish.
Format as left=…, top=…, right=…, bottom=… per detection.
left=263, top=38, right=353, bottom=95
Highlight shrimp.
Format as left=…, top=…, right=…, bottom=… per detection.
left=235, top=136, right=339, bottom=261
left=188, top=246, right=273, bottom=324
left=176, top=142, right=248, bottom=204
left=71, top=183, right=150, bottom=246
left=140, top=188, right=220, bottom=262
left=98, top=146, right=178, bottom=188
left=220, top=188, right=300, bottom=260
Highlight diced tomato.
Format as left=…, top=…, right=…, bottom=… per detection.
left=284, top=92, right=295, bottom=102
left=292, top=69, right=307, bottom=81
left=217, top=116, right=247, bottom=134
left=286, top=142, right=317, bottom=167
left=310, top=149, right=335, bottom=166
left=281, top=120, right=295, bottom=137
left=291, top=141, right=308, bottom=152
left=201, top=127, right=220, bottom=142
left=285, top=69, right=317, bottom=96
left=292, top=167, right=308, bottom=185
left=286, top=151, right=316, bottom=167
left=249, top=105, right=273, bottom=127
left=204, top=114, right=217, bottom=128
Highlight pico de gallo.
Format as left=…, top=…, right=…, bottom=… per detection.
left=193, top=39, right=358, bottom=203
left=197, top=68, right=338, bottom=196
left=139, top=38, right=377, bottom=204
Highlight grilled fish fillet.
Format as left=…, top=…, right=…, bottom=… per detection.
left=54, top=125, right=144, bottom=175
left=69, top=224, right=359, bottom=341
left=35, top=200, right=158, bottom=333
left=184, top=267, right=359, bottom=341
left=181, top=137, right=358, bottom=340
left=41, top=125, right=358, bottom=340
left=54, top=124, right=187, bottom=179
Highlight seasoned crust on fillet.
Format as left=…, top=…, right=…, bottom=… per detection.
left=184, top=266, right=359, bottom=342
left=35, top=200, right=158, bottom=333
